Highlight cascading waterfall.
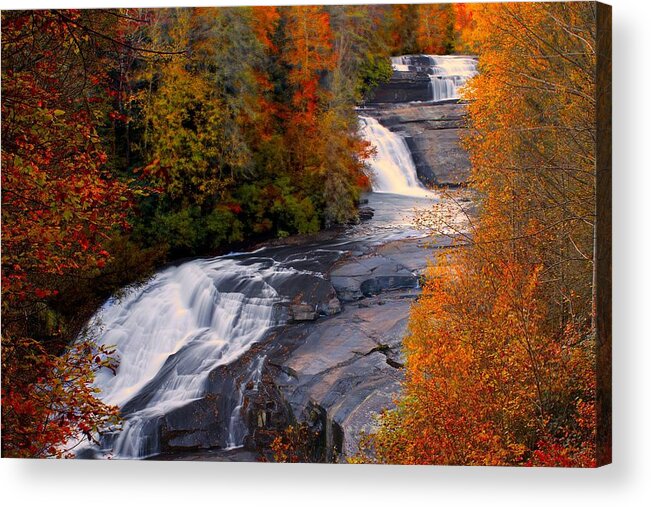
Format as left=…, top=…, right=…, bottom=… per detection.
left=73, top=53, right=468, bottom=460
left=226, top=354, right=266, bottom=449
left=359, top=116, right=434, bottom=198
left=391, top=55, right=477, bottom=102
left=80, top=255, right=292, bottom=458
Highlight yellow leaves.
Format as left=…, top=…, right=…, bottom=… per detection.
left=414, top=4, right=451, bottom=54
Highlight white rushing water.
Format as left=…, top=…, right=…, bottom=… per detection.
left=359, top=116, right=434, bottom=198
left=391, top=55, right=477, bottom=102
left=226, top=354, right=266, bottom=449
left=80, top=109, right=435, bottom=457
left=81, top=256, right=292, bottom=458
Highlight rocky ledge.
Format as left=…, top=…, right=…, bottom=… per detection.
left=367, top=71, right=433, bottom=103
left=248, top=237, right=437, bottom=461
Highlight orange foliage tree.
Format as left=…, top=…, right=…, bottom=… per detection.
left=357, top=2, right=599, bottom=467
left=282, top=5, right=336, bottom=126
left=357, top=237, right=596, bottom=466
left=380, top=3, right=471, bottom=55
left=452, top=3, right=476, bottom=53
left=279, top=6, right=370, bottom=226
left=1, top=10, right=138, bottom=457
left=415, top=4, right=453, bottom=54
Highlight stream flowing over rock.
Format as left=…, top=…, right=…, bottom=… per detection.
left=363, top=54, right=477, bottom=186
left=77, top=54, right=475, bottom=462
left=371, top=54, right=477, bottom=104
left=362, top=102, right=472, bottom=186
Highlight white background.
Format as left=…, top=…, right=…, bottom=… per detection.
left=1, top=0, right=649, bottom=505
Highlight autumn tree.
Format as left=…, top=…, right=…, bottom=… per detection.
left=464, top=2, right=597, bottom=330
left=327, top=4, right=393, bottom=103
left=358, top=2, right=600, bottom=467
left=452, top=3, right=476, bottom=54
left=1, top=10, right=137, bottom=457
left=357, top=237, right=596, bottom=466
left=379, top=3, right=467, bottom=56
left=276, top=5, right=371, bottom=226
left=385, top=4, right=419, bottom=54
left=415, top=3, right=454, bottom=54
left=282, top=6, right=336, bottom=125
left=134, top=8, right=251, bottom=253
left=130, top=5, right=379, bottom=252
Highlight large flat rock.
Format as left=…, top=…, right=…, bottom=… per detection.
left=267, top=296, right=414, bottom=460
left=329, top=237, right=430, bottom=302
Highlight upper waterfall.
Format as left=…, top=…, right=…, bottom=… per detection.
left=359, top=115, right=434, bottom=198
left=391, top=55, right=477, bottom=102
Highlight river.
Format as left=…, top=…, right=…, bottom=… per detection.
left=76, top=54, right=477, bottom=461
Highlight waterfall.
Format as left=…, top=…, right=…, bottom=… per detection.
left=80, top=255, right=290, bottom=458
left=225, top=354, right=266, bottom=449
left=426, top=55, right=477, bottom=102
left=359, top=116, right=434, bottom=198
left=391, top=54, right=477, bottom=102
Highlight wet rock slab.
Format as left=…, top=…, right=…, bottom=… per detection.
left=330, top=237, right=430, bottom=302
left=151, top=235, right=439, bottom=461
left=246, top=237, right=434, bottom=461
left=367, top=71, right=432, bottom=103
left=270, top=296, right=412, bottom=460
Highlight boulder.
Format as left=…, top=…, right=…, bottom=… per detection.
left=360, top=275, right=418, bottom=297
left=330, top=250, right=421, bottom=301
left=321, top=297, right=342, bottom=316
left=290, top=303, right=317, bottom=322
left=358, top=207, right=375, bottom=221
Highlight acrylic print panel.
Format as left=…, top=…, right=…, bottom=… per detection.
left=1, top=2, right=611, bottom=466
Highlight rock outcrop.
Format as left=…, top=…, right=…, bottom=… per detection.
left=268, top=297, right=410, bottom=459
left=147, top=234, right=436, bottom=462
left=368, top=71, right=432, bottom=103
left=330, top=240, right=425, bottom=302
left=240, top=237, right=434, bottom=462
